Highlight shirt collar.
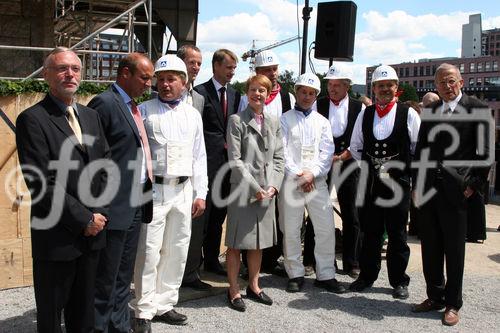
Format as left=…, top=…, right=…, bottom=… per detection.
left=48, top=93, right=78, bottom=115
left=211, top=77, right=226, bottom=92
left=443, top=91, right=462, bottom=113
left=113, top=83, right=133, bottom=106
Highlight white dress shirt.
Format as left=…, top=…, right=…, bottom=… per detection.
left=441, top=91, right=462, bottom=114
left=348, top=104, right=421, bottom=161
left=280, top=109, right=335, bottom=178
left=139, top=99, right=208, bottom=199
left=327, top=94, right=366, bottom=138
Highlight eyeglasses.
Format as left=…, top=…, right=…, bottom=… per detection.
left=436, top=79, right=459, bottom=87
left=48, top=65, right=82, bottom=74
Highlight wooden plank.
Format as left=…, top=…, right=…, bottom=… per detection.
left=22, top=237, right=32, bottom=286
left=0, top=238, right=23, bottom=289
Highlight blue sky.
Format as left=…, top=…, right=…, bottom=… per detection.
left=189, top=0, right=500, bottom=85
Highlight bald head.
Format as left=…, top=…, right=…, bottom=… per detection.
left=422, top=92, right=440, bottom=107
left=116, top=53, right=154, bottom=98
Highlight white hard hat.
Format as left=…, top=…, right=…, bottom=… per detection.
left=371, top=65, right=398, bottom=83
left=324, top=64, right=352, bottom=83
left=154, top=54, right=187, bottom=77
left=294, top=73, right=321, bottom=95
left=254, top=50, right=279, bottom=68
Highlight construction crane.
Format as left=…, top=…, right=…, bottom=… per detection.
left=241, top=35, right=301, bottom=72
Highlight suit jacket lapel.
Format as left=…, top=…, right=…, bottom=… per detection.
left=244, top=107, right=268, bottom=148
left=111, top=86, right=141, bottom=142
left=226, top=87, right=235, bottom=117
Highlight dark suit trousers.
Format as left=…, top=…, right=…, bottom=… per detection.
left=33, top=250, right=99, bottom=333
left=419, top=181, right=467, bottom=309
left=183, top=214, right=205, bottom=283
left=203, top=174, right=230, bottom=267
left=359, top=180, right=411, bottom=288
left=466, top=191, right=486, bottom=241
left=94, top=208, right=142, bottom=332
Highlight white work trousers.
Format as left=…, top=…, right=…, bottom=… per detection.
left=279, top=175, right=336, bottom=281
left=131, top=180, right=193, bottom=319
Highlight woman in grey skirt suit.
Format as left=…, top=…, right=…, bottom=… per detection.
left=225, top=74, right=284, bottom=311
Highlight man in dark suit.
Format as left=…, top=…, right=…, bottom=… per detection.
left=194, top=49, right=241, bottom=275
left=412, top=63, right=492, bottom=326
left=88, top=53, right=154, bottom=333
left=315, top=65, right=364, bottom=279
left=176, top=45, right=212, bottom=291
left=16, top=47, right=109, bottom=333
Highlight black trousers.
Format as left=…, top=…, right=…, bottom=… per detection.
left=33, top=250, right=100, bottom=333
left=466, top=191, right=486, bottom=241
left=182, top=213, right=205, bottom=283
left=419, top=182, right=467, bottom=309
left=203, top=174, right=230, bottom=268
left=358, top=179, right=411, bottom=288
left=94, top=208, right=142, bottom=332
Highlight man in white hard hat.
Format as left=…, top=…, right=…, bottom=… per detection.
left=347, top=65, right=420, bottom=300
left=279, top=73, right=345, bottom=294
left=131, top=54, right=208, bottom=330
left=239, top=50, right=296, bottom=117
left=314, top=64, right=365, bottom=279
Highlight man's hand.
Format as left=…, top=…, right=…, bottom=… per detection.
left=332, top=155, right=342, bottom=164
left=84, top=213, right=107, bottom=236
left=464, top=186, right=474, bottom=199
left=192, top=198, right=206, bottom=218
left=298, top=170, right=315, bottom=193
left=255, top=189, right=269, bottom=201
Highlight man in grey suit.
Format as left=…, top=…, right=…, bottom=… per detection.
left=176, top=44, right=211, bottom=291
left=88, top=53, right=154, bottom=333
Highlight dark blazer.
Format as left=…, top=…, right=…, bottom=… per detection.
left=88, top=85, right=153, bottom=229
left=413, top=93, right=492, bottom=206
left=195, top=79, right=241, bottom=180
left=16, top=95, right=110, bottom=261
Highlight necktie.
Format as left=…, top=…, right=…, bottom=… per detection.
left=66, top=106, right=82, bottom=144
left=219, top=86, right=227, bottom=121
left=131, top=102, right=153, bottom=181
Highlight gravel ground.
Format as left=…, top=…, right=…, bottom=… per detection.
left=1, top=266, right=499, bottom=333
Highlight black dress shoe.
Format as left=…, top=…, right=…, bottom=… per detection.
left=246, top=286, right=273, bottom=305
left=349, top=278, right=373, bottom=292
left=133, top=318, right=152, bottom=333
left=227, top=290, right=246, bottom=312
left=155, top=309, right=188, bottom=326
left=392, top=285, right=409, bottom=299
left=286, top=277, right=305, bottom=293
left=411, top=299, right=445, bottom=313
left=261, top=264, right=287, bottom=277
left=314, top=279, right=346, bottom=294
left=181, top=278, right=212, bottom=291
left=204, top=262, right=227, bottom=276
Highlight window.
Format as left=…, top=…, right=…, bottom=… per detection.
left=405, top=67, right=409, bottom=77
left=419, top=80, right=423, bottom=88
left=470, top=62, right=476, bottom=72
left=477, top=77, right=482, bottom=86
left=469, top=78, right=475, bottom=86
left=494, top=61, right=499, bottom=71
left=420, top=66, right=424, bottom=76
left=478, top=62, right=483, bottom=72
left=459, top=63, right=465, bottom=73
left=399, top=68, right=404, bottom=77
left=425, top=66, right=431, bottom=76
left=413, top=80, right=417, bottom=87
left=486, top=62, right=491, bottom=71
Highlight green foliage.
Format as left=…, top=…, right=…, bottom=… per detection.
left=278, top=70, right=296, bottom=95
left=0, top=79, right=111, bottom=97
left=231, top=81, right=246, bottom=95
left=398, top=82, right=419, bottom=102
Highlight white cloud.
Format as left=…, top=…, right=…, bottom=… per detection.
left=483, top=16, right=500, bottom=29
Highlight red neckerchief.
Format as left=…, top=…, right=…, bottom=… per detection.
left=265, top=84, right=281, bottom=105
left=375, top=98, right=396, bottom=118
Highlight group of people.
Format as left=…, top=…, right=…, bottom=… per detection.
left=15, top=44, right=492, bottom=333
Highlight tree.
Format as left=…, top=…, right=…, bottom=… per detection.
left=278, top=69, right=296, bottom=95
left=398, top=82, right=419, bottom=102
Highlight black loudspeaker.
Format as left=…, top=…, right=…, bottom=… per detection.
left=314, top=1, right=357, bottom=61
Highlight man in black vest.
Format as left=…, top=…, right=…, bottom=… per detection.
left=347, top=65, right=421, bottom=300
left=412, top=63, right=492, bottom=326
left=315, top=65, right=363, bottom=279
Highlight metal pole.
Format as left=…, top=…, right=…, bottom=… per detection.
left=301, top=0, right=313, bottom=74
left=25, top=0, right=147, bottom=79
left=148, top=0, right=152, bottom=59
